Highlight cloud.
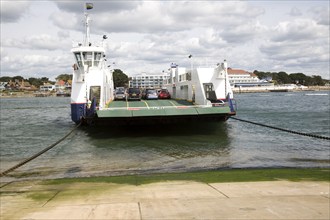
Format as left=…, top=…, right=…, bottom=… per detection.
left=2, top=34, right=70, bottom=51
left=290, top=7, right=302, bottom=16
left=50, top=1, right=264, bottom=35
left=220, top=21, right=267, bottom=43
left=1, top=1, right=329, bottom=80
left=1, top=52, right=72, bottom=79
left=260, top=26, right=329, bottom=75
left=309, top=6, right=330, bottom=26
left=49, top=11, right=80, bottom=30
left=0, top=1, right=32, bottom=23
left=270, top=19, right=328, bottom=42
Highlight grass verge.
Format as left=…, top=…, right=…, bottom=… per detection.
left=44, top=168, right=330, bottom=185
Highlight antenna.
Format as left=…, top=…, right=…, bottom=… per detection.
left=83, top=3, right=93, bottom=46
left=83, top=13, right=91, bottom=46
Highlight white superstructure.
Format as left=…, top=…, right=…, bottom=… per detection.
left=70, top=12, right=114, bottom=124
left=164, top=61, right=233, bottom=106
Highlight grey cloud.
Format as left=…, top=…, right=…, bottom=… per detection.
left=290, top=7, right=302, bottom=16
left=220, top=22, right=264, bottom=43
left=309, top=6, right=330, bottom=26
left=260, top=39, right=329, bottom=70
left=0, top=1, right=32, bottom=23
left=53, top=1, right=141, bottom=14
left=85, top=1, right=264, bottom=34
left=49, top=11, right=80, bottom=31
left=2, top=34, right=70, bottom=51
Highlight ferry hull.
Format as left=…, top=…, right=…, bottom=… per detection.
left=82, top=99, right=236, bottom=125
left=86, top=113, right=235, bottom=126
left=71, top=103, right=86, bottom=124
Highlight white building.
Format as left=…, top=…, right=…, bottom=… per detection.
left=227, top=68, right=272, bottom=87
left=40, top=84, right=55, bottom=91
left=129, top=73, right=170, bottom=88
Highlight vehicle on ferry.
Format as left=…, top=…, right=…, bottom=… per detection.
left=127, top=88, right=142, bottom=101
left=158, top=89, right=171, bottom=99
left=143, top=89, right=158, bottom=100
left=114, top=88, right=126, bottom=101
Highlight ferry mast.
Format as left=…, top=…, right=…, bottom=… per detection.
left=83, top=13, right=91, bottom=46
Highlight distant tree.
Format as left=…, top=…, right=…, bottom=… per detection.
left=12, top=75, right=24, bottom=82
left=311, top=75, right=325, bottom=86
left=56, top=74, right=72, bottom=82
left=275, top=71, right=291, bottom=84
left=113, top=69, right=128, bottom=88
left=253, top=70, right=273, bottom=80
left=0, top=76, right=12, bottom=82
left=28, top=78, right=43, bottom=88
left=40, top=77, right=50, bottom=83
left=289, top=73, right=306, bottom=84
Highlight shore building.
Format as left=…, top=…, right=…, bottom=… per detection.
left=129, top=73, right=170, bottom=88
left=228, top=68, right=272, bottom=87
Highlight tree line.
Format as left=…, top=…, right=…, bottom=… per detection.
left=253, top=70, right=329, bottom=86
left=0, top=74, right=73, bottom=88
left=1, top=69, right=327, bottom=88
left=0, top=70, right=129, bottom=88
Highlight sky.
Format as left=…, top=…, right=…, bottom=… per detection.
left=1, top=0, right=329, bottom=80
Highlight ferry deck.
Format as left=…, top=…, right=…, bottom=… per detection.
left=92, top=99, right=235, bottom=125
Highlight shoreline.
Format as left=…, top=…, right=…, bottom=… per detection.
left=1, top=167, right=329, bottom=186
left=1, top=86, right=329, bottom=98
left=232, top=85, right=330, bottom=93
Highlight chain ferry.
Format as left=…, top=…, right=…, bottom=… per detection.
left=70, top=11, right=236, bottom=125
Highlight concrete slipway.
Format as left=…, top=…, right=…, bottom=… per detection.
left=1, top=180, right=329, bottom=219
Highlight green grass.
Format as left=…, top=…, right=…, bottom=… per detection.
left=43, top=168, right=330, bottom=186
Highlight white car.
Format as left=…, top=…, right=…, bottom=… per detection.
left=114, top=88, right=126, bottom=100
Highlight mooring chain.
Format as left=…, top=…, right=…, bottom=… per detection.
left=230, top=117, right=330, bottom=141
left=0, top=122, right=82, bottom=177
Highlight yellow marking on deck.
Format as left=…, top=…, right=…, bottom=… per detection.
left=142, top=101, right=150, bottom=109
left=106, top=99, right=113, bottom=107
left=169, top=101, right=177, bottom=106
left=126, top=100, right=129, bottom=109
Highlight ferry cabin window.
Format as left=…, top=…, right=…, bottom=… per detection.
left=75, top=53, right=83, bottom=68
left=94, top=52, right=102, bottom=67
left=90, top=86, right=101, bottom=106
left=83, top=52, right=93, bottom=67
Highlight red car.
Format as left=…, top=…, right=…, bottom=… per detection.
left=158, top=89, right=171, bottom=99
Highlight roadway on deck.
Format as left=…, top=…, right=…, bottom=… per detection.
left=108, top=99, right=194, bottom=109
left=97, top=99, right=231, bottom=118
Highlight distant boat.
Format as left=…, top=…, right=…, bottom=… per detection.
left=56, top=90, right=70, bottom=97
left=269, top=89, right=289, bottom=92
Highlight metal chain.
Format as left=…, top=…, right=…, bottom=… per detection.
left=0, top=122, right=82, bottom=177
left=230, top=117, right=330, bottom=141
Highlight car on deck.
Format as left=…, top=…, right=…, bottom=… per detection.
left=127, top=87, right=141, bottom=101
left=114, top=88, right=126, bottom=100
left=158, top=89, right=171, bottom=99
left=145, top=89, right=158, bottom=100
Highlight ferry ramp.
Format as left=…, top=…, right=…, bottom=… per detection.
left=95, top=99, right=233, bottom=124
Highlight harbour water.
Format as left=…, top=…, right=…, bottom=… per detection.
left=0, top=91, right=329, bottom=182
